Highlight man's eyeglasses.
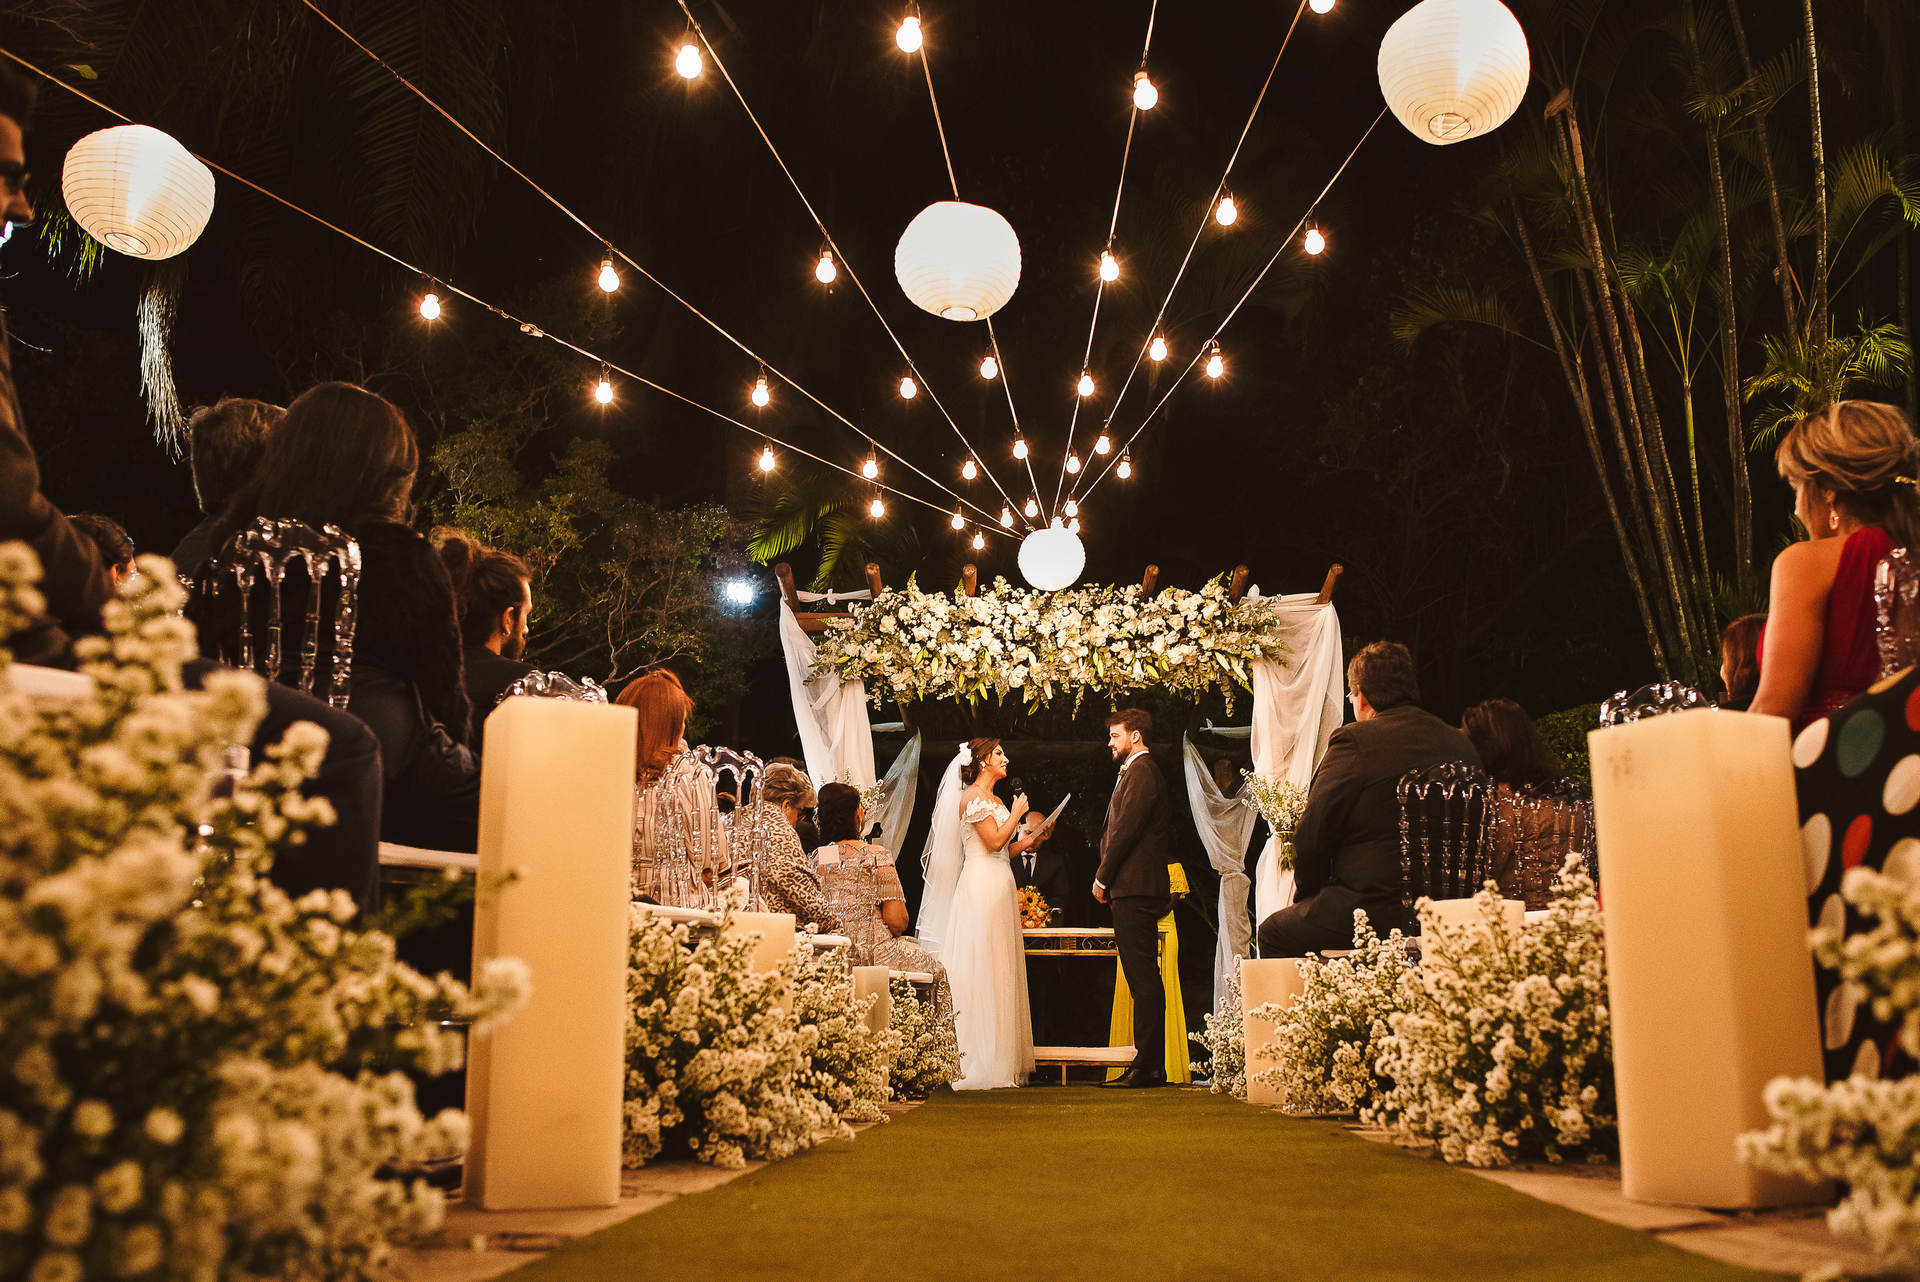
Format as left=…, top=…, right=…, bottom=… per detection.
left=0, top=163, right=28, bottom=197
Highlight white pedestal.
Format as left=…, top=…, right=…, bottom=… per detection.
left=463, top=698, right=637, bottom=1211
left=1241, top=957, right=1307, bottom=1107
left=1589, top=709, right=1826, bottom=1208
left=1420, top=897, right=1524, bottom=975
left=724, top=911, right=797, bottom=1015
left=853, top=966, right=892, bottom=1038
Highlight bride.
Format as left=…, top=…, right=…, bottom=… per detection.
left=919, top=737, right=1037, bottom=1090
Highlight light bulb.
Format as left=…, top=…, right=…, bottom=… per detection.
left=1310, top=0, right=1335, bottom=11
left=1118, top=452, right=1133, bottom=479
left=869, top=495, right=886, bottom=518
left=1099, top=249, right=1119, bottom=282
left=1077, top=372, right=1095, bottom=398
left=751, top=374, right=771, bottom=407
left=1132, top=70, right=1158, bottom=111
left=951, top=510, right=966, bottom=531
left=980, top=355, right=999, bottom=380
left=676, top=42, right=703, bottom=79
left=597, top=258, right=620, bottom=292
left=999, top=507, right=1014, bottom=528
left=1013, top=437, right=1028, bottom=460
left=815, top=250, right=837, bottom=284
left=1149, top=333, right=1167, bottom=362
left=899, top=375, right=917, bottom=400
left=418, top=292, right=441, bottom=320
left=896, top=14, right=922, bottom=52
left=1094, top=433, right=1112, bottom=455
left=1215, top=194, right=1238, bottom=226
left=961, top=457, right=978, bottom=480
left=1205, top=346, right=1224, bottom=379
left=1068, top=517, right=1081, bottom=535
left=758, top=447, right=776, bottom=472
left=1066, top=453, right=1082, bottom=474
left=1304, top=226, right=1326, bottom=255
left=1064, top=498, right=1079, bottom=517
left=594, top=377, right=614, bottom=405
left=862, top=455, right=880, bottom=480
left=972, top=530, right=986, bottom=551
left=1024, top=497, right=1040, bottom=518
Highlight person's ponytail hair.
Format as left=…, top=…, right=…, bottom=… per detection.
left=957, top=737, right=1000, bottom=786
left=1776, top=401, right=1920, bottom=550
left=433, top=527, right=532, bottom=647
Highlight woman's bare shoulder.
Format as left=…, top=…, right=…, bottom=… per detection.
left=1772, top=536, right=1844, bottom=586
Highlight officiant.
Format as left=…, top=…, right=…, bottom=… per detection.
left=1013, top=810, right=1075, bottom=925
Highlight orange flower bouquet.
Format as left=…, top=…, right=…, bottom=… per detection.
left=1017, top=885, right=1055, bottom=929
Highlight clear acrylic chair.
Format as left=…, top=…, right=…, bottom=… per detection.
left=1876, top=548, right=1920, bottom=679
left=196, top=517, right=361, bottom=709
left=1396, top=760, right=1497, bottom=916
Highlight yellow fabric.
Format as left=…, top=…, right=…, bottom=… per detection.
left=1106, top=910, right=1187, bottom=1083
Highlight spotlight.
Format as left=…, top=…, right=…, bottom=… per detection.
left=899, top=375, right=918, bottom=400
left=1215, top=193, right=1238, bottom=226
left=1132, top=70, right=1158, bottom=111
left=722, top=578, right=754, bottom=606
left=1094, top=433, right=1112, bottom=455
left=896, top=14, right=922, bottom=52
left=980, top=355, right=1000, bottom=380
left=676, top=42, right=703, bottom=79
left=418, top=292, right=442, bottom=320
left=597, top=257, right=620, bottom=292
left=1149, top=333, right=1167, bottom=362
left=815, top=250, right=837, bottom=284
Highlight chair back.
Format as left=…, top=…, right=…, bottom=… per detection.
left=1876, top=548, right=1920, bottom=680
left=817, top=852, right=888, bottom=967
left=694, top=746, right=770, bottom=910
left=499, top=671, right=609, bottom=703
left=1499, top=777, right=1597, bottom=909
left=197, top=518, right=361, bottom=708
left=1397, top=760, right=1495, bottom=911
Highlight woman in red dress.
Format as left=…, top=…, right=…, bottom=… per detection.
left=1751, top=401, right=1920, bottom=729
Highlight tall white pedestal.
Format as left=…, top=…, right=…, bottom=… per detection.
left=1589, top=709, right=1826, bottom=1208
left=853, top=966, right=892, bottom=1038
left=463, top=698, right=637, bottom=1210
left=1241, top=957, right=1307, bottom=1107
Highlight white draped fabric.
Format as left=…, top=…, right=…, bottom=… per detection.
left=872, top=731, right=921, bottom=849
left=1181, top=736, right=1260, bottom=1007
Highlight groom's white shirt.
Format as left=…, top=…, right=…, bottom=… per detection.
left=1095, top=749, right=1151, bottom=894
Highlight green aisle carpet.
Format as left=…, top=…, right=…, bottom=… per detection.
left=503, top=1088, right=1770, bottom=1282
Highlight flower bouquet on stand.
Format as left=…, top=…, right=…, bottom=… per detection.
left=1016, top=886, right=1055, bottom=930
left=1239, top=772, right=1307, bottom=869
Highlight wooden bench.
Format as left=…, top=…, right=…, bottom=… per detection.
left=1031, top=1044, right=1136, bottom=1085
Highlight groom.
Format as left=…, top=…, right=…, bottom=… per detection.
left=1095, top=708, right=1174, bottom=1088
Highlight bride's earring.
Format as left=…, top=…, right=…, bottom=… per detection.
left=1830, top=508, right=1841, bottom=531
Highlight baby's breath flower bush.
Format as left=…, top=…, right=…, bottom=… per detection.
left=1740, top=867, right=1920, bottom=1268
left=0, top=547, right=528, bottom=1282
left=792, top=943, right=898, bottom=1123
left=885, top=977, right=959, bottom=1100
left=1367, top=862, right=1614, bottom=1168
left=1257, top=913, right=1417, bottom=1116
left=623, top=909, right=840, bottom=1169
left=1189, top=962, right=1247, bottom=1099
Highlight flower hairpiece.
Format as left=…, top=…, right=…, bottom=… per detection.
left=957, top=742, right=973, bottom=766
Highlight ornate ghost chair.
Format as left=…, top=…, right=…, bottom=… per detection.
left=193, top=517, right=361, bottom=708
left=1396, top=760, right=1498, bottom=914
left=1497, top=778, right=1598, bottom=909
left=1874, top=547, right=1920, bottom=680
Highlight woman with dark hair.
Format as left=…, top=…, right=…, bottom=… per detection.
left=1752, top=401, right=1920, bottom=727
left=1461, top=698, right=1586, bottom=908
left=1460, top=698, right=1558, bottom=790
left=811, top=782, right=954, bottom=1037
left=1720, top=614, right=1766, bottom=712
left=67, top=514, right=135, bottom=590
left=620, top=669, right=723, bottom=903
left=188, top=381, right=479, bottom=852
left=434, top=527, right=535, bottom=743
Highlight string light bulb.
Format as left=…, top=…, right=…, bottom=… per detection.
left=862, top=453, right=880, bottom=480
left=980, top=354, right=999, bottom=380
left=951, top=509, right=966, bottom=531
left=758, top=446, right=776, bottom=472
left=1118, top=450, right=1134, bottom=479
left=972, top=530, right=986, bottom=551
left=1077, top=372, right=1095, bottom=398
left=999, top=506, right=1014, bottom=528
left=898, top=375, right=917, bottom=400
left=751, top=371, right=771, bottom=407
left=597, top=256, right=620, bottom=292
left=593, top=369, right=614, bottom=405
left=1024, top=497, right=1040, bottom=519
left=1094, top=433, right=1112, bottom=455
left=869, top=495, right=886, bottom=519
left=815, top=249, right=837, bottom=284
left=961, top=457, right=978, bottom=480
left=1066, top=452, right=1082, bottom=475
left=1205, top=341, right=1224, bottom=379
left=1099, top=248, right=1119, bottom=282
left=1013, top=437, right=1028, bottom=460
left=1304, top=223, right=1326, bottom=255
left=1215, top=192, right=1238, bottom=226
left=1149, top=333, right=1168, bottom=362
left=418, top=291, right=441, bottom=320
left=1064, top=498, right=1079, bottom=517
left=1132, top=70, right=1159, bottom=111
left=1068, top=517, right=1081, bottom=535
left=676, top=42, right=703, bottom=79
left=1310, top=0, right=1335, bottom=11
left=896, top=13, right=923, bottom=52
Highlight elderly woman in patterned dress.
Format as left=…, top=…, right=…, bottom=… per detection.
left=743, top=763, right=841, bottom=932
left=812, top=782, right=955, bottom=1032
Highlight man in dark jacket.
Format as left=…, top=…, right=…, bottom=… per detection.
left=1013, top=810, right=1074, bottom=922
left=1095, top=707, right=1175, bottom=1087
left=1256, top=641, right=1481, bottom=957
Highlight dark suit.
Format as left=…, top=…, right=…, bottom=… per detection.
left=463, top=643, right=533, bottom=752
left=1012, top=847, right=1073, bottom=920
left=1257, top=704, right=1480, bottom=957
left=1098, top=751, right=1174, bottom=1074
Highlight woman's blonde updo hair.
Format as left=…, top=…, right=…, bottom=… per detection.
left=760, top=763, right=816, bottom=812
left=1775, top=400, right=1920, bottom=549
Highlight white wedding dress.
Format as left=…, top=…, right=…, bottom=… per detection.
left=940, top=793, right=1035, bottom=1090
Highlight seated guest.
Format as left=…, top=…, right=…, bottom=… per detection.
left=743, top=763, right=841, bottom=932
left=768, top=755, right=820, bottom=852
left=68, top=514, right=135, bottom=590
left=190, top=382, right=479, bottom=852
left=433, top=527, right=534, bottom=747
left=1752, top=401, right=1920, bottom=728
left=1461, top=697, right=1569, bottom=907
left=171, top=397, right=284, bottom=575
left=813, top=782, right=954, bottom=1031
left=621, top=668, right=724, bottom=902
left=1719, top=613, right=1765, bottom=712
left=1012, top=809, right=1071, bottom=923
left=1257, top=641, right=1480, bottom=956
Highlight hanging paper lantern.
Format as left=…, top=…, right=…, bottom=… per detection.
left=894, top=201, right=1022, bottom=322
left=1376, top=0, right=1530, bottom=146
left=61, top=125, right=216, bottom=260
left=1018, top=525, right=1085, bottom=592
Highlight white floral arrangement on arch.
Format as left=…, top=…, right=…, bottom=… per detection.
left=1366, top=861, right=1615, bottom=1168
left=886, top=977, right=959, bottom=1100
left=1188, top=962, right=1247, bottom=1099
left=793, top=940, right=898, bottom=1123
left=0, top=546, right=529, bottom=1282
left=1740, top=867, right=1920, bottom=1269
left=1254, top=912, right=1417, bottom=1116
left=1239, top=772, right=1308, bottom=870
left=813, top=576, right=1288, bottom=711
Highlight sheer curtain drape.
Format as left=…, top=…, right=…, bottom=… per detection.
left=1181, top=736, right=1259, bottom=1006
left=1248, top=593, right=1346, bottom=925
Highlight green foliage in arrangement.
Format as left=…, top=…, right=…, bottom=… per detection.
left=1535, top=704, right=1601, bottom=786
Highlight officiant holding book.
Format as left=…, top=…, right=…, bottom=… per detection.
left=1013, top=810, right=1074, bottom=924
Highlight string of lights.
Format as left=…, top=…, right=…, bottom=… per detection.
left=1073, top=106, right=1389, bottom=506
left=0, top=47, right=1015, bottom=540
left=675, top=0, right=1031, bottom=532
left=296, top=0, right=1009, bottom=537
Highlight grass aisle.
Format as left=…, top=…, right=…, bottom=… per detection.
left=502, top=1088, right=1770, bottom=1281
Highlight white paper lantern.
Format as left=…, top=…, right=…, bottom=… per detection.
left=1377, top=0, right=1530, bottom=146
left=894, top=201, right=1021, bottom=322
left=61, top=125, right=215, bottom=260
left=1018, top=526, right=1085, bottom=592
